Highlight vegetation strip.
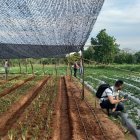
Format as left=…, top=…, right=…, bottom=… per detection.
left=0, top=76, right=34, bottom=98
left=1, top=77, right=58, bottom=139
left=51, top=78, right=61, bottom=140
left=0, top=75, right=21, bottom=85
left=0, top=76, right=49, bottom=136
left=8, top=75, right=21, bottom=81
left=0, top=76, right=42, bottom=115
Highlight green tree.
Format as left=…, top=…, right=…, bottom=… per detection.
left=91, top=29, right=119, bottom=64
left=83, top=46, right=95, bottom=60
left=135, top=51, right=140, bottom=63
left=114, top=51, right=136, bottom=64
left=126, top=53, right=136, bottom=64
left=67, top=52, right=81, bottom=64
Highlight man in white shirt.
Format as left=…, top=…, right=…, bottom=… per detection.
left=100, top=80, right=127, bottom=114
left=4, top=60, right=9, bottom=80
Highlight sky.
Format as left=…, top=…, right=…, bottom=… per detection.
left=86, top=0, right=140, bottom=52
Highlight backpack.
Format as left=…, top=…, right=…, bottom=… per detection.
left=96, top=84, right=112, bottom=99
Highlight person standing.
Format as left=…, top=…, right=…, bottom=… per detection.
left=73, top=61, right=79, bottom=77
left=4, top=60, right=9, bottom=80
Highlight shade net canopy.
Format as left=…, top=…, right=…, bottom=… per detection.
left=0, top=0, right=104, bottom=59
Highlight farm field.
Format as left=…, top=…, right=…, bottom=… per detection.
left=83, top=65, right=140, bottom=137
left=0, top=75, right=130, bottom=140
left=0, top=64, right=139, bottom=139
left=111, top=64, right=140, bottom=72
left=0, top=65, right=67, bottom=76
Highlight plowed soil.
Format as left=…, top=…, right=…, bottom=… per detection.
left=0, top=76, right=136, bottom=140
left=51, top=76, right=128, bottom=140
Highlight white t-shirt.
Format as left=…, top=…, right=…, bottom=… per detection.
left=80, top=60, right=82, bottom=67
left=100, top=86, right=120, bottom=103
left=4, top=61, right=8, bottom=68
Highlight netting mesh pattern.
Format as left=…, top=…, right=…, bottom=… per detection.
left=0, top=0, right=104, bottom=58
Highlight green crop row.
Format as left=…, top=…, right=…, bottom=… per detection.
left=3, top=77, right=58, bottom=140
left=0, top=76, right=43, bottom=115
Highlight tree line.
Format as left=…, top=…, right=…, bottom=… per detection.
left=84, top=29, right=140, bottom=64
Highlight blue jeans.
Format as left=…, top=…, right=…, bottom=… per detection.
left=79, top=67, right=83, bottom=75
left=100, top=100, right=124, bottom=112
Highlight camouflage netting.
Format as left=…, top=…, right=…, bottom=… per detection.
left=0, top=0, right=104, bottom=58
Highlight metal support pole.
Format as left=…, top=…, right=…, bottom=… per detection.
left=4, top=60, right=9, bottom=81
left=30, top=61, right=34, bottom=76
left=5, top=69, right=8, bottom=81
left=65, top=61, right=67, bottom=76
left=19, top=60, right=21, bottom=74
left=70, top=64, right=72, bottom=81
left=42, top=58, right=45, bottom=75
left=81, top=48, right=85, bottom=100
left=68, top=54, right=72, bottom=81
left=67, top=63, right=68, bottom=76
left=43, top=63, right=45, bottom=75
left=55, top=58, right=57, bottom=76
left=67, top=62, right=70, bottom=76
left=25, top=59, right=28, bottom=74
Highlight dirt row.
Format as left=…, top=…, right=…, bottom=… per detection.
left=0, top=76, right=34, bottom=98
left=0, top=76, right=130, bottom=139
left=0, top=76, right=50, bottom=137
left=51, top=76, right=126, bottom=140
left=0, top=75, right=21, bottom=85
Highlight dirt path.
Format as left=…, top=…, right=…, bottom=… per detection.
left=73, top=77, right=136, bottom=140
left=51, top=77, right=72, bottom=140
left=60, top=77, right=72, bottom=140
left=0, top=76, right=135, bottom=140
left=51, top=76, right=127, bottom=140
left=65, top=77, right=106, bottom=140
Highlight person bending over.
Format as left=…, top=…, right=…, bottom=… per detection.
left=100, top=80, right=127, bottom=115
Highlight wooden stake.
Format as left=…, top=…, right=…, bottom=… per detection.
left=19, top=61, right=21, bottom=74
left=81, top=48, right=85, bottom=100
left=30, top=61, right=34, bottom=76
left=55, top=59, right=57, bottom=76
left=25, top=59, right=28, bottom=74
left=43, top=63, right=45, bottom=75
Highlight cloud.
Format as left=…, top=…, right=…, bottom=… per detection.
left=86, top=0, right=140, bottom=51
